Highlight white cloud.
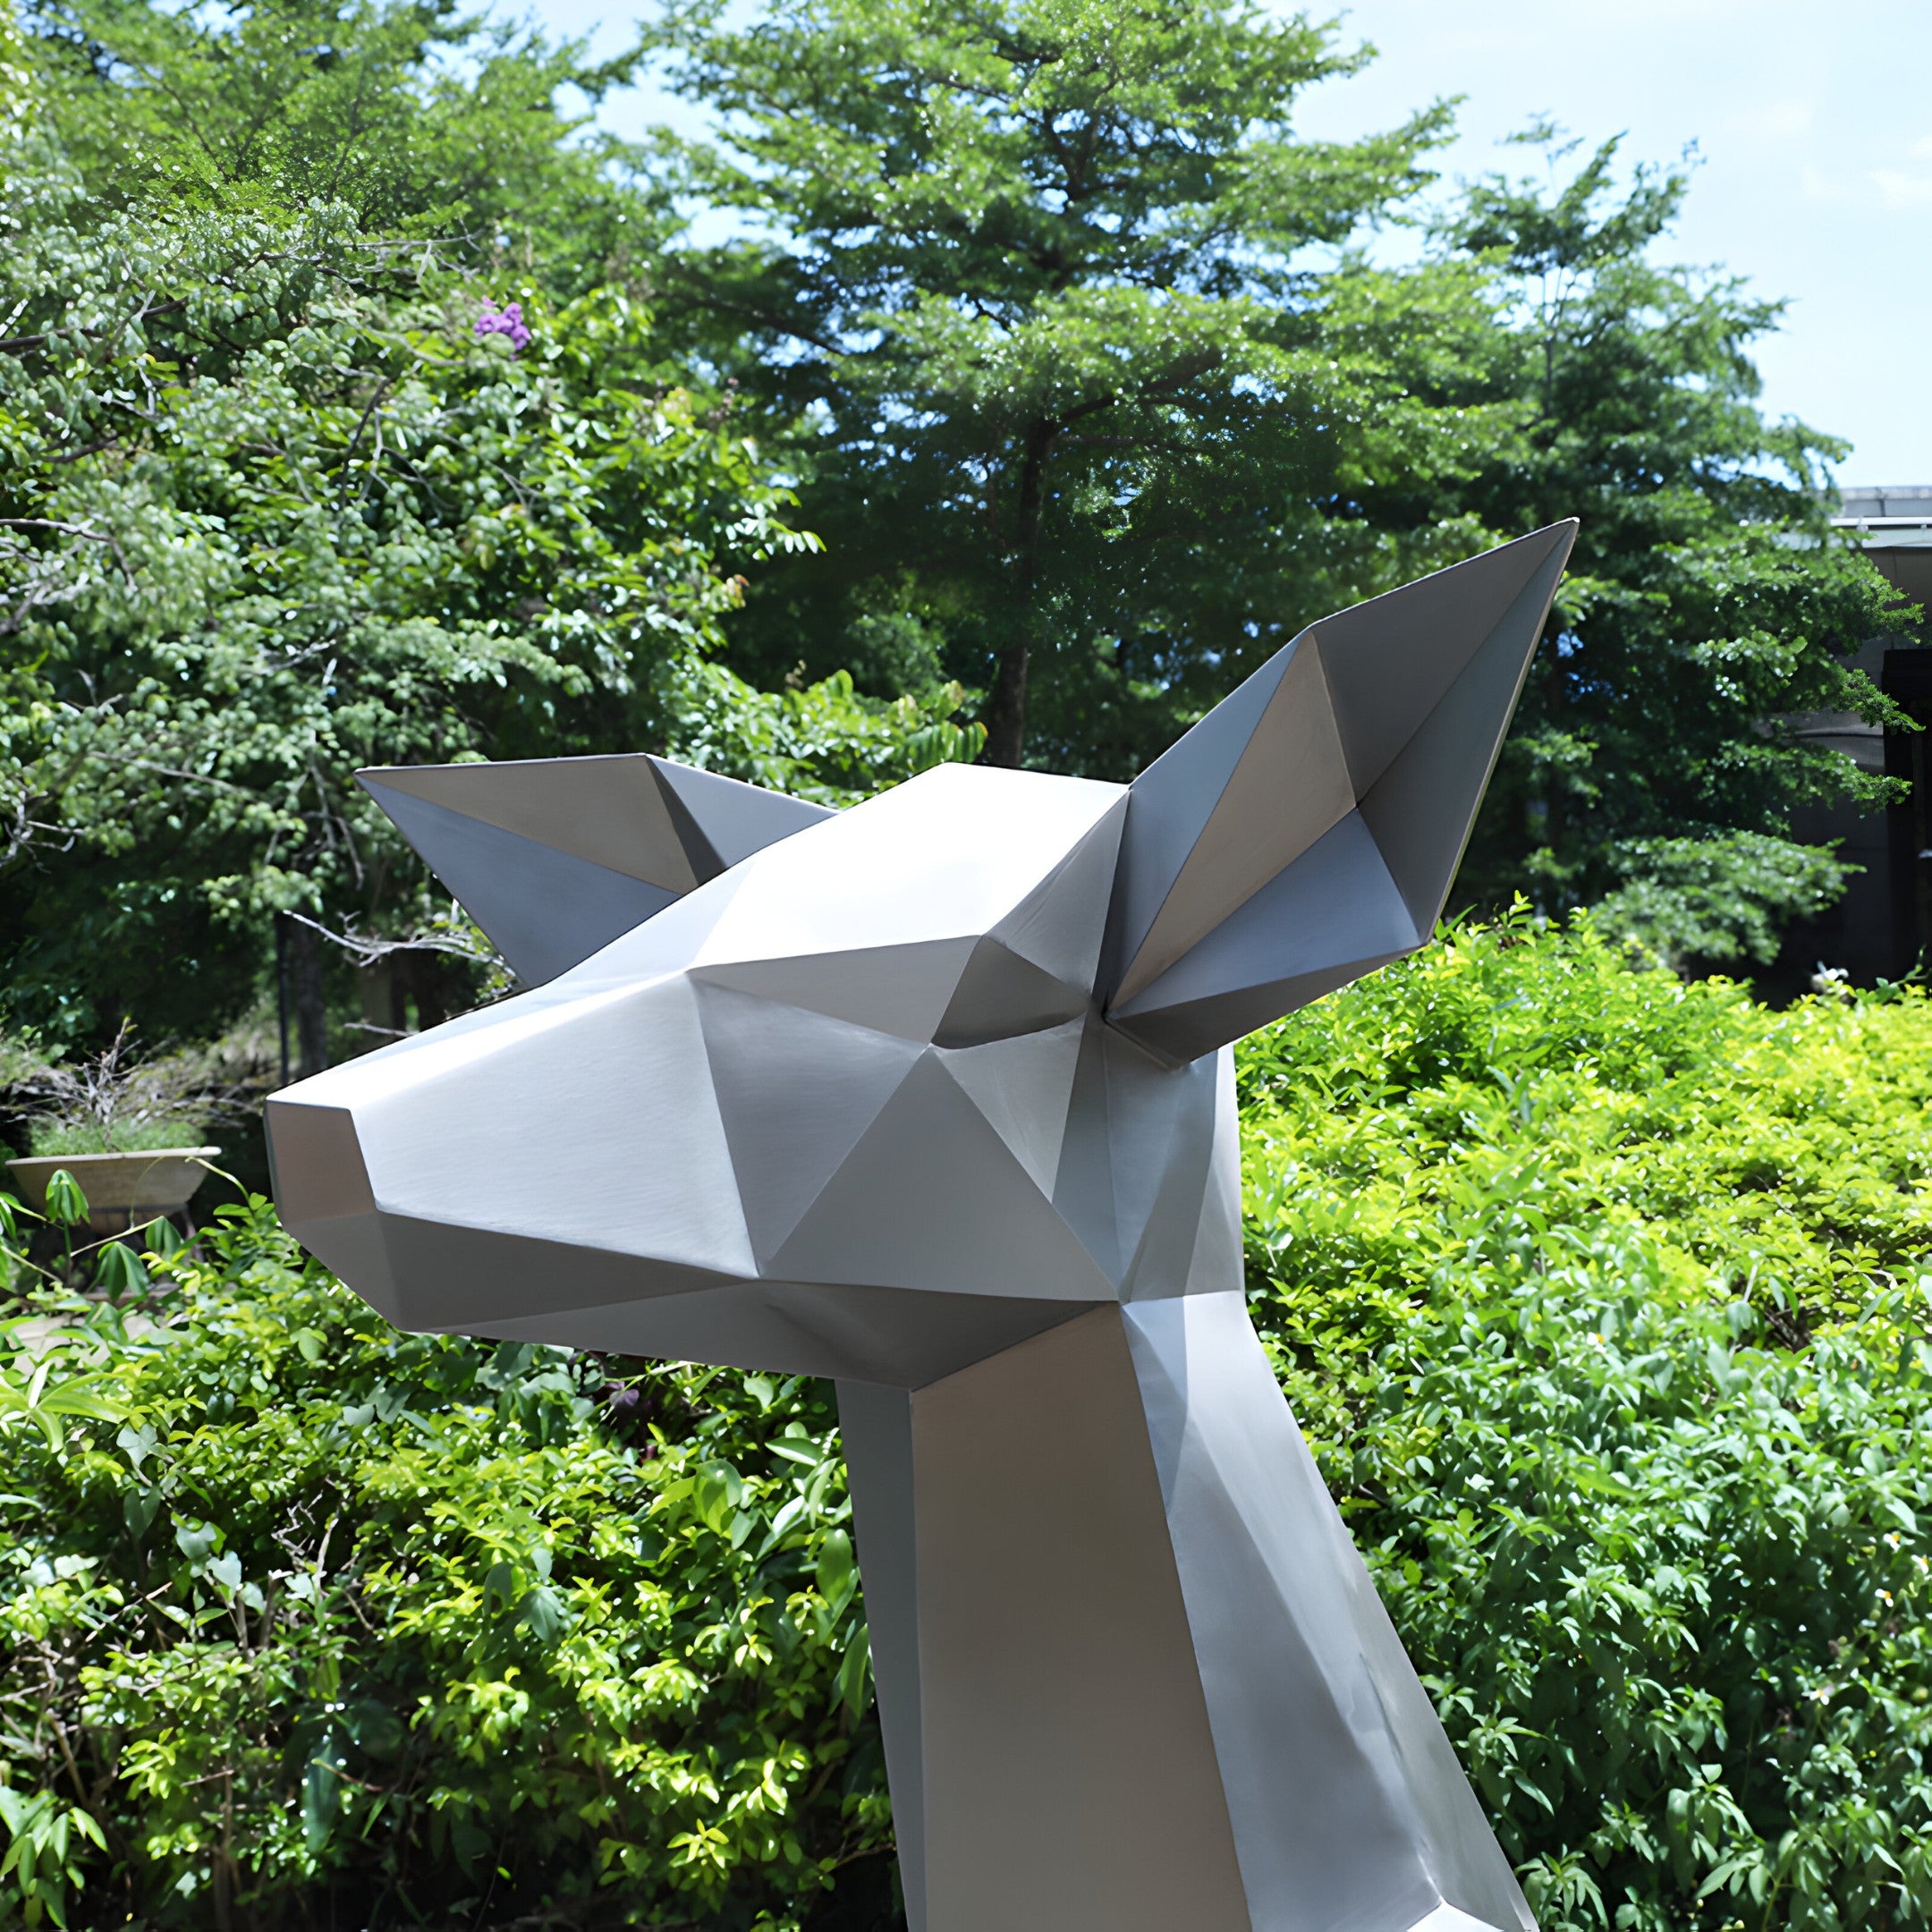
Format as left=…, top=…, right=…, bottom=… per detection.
left=1727, top=98, right=1816, bottom=140
left=1872, top=168, right=1932, bottom=209
left=1801, top=165, right=1858, bottom=206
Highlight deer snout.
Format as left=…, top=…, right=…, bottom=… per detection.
left=263, top=975, right=762, bottom=1335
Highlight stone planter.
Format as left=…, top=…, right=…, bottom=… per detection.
left=5, top=1148, right=221, bottom=1238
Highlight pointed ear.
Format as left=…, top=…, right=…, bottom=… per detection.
left=1101, top=521, right=1577, bottom=1063
left=360, top=754, right=833, bottom=986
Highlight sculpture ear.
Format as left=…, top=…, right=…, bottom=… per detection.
left=360, top=754, right=833, bottom=987
left=1101, top=521, right=1577, bottom=1063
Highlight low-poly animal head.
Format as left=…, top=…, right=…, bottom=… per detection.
left=268, top=523, right=1573, bottom=1385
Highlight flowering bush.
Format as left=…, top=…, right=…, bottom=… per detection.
left=472, top=298, right=532, bottom=351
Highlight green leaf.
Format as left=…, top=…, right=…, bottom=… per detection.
left=43, top=1171, right=88, bottom=1228
left=518, top=1584, right=569, bottom=1647
left=817, top=1528, right=858, bottom=1618
left=174, top=1520, right=217, bottom=1566
left=835, top=1622, right=872, bottom=1718
left=93, top=1241, right=148, bottom=1295
left=122, top=1487, right=161, bottom=1543
left=302, top=1733, right=345, bottom=1854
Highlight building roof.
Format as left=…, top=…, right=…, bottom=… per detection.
left=1838, top=487, right=1932, bottom=534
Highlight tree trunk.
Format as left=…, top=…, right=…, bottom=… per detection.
left=397, top=948, right=462, bottom=1031
left=980, top=420, right=1058, bottom=768
left=982, top=645, right=1030, bottom=768
left=284, top=915, right=329, bottom=1079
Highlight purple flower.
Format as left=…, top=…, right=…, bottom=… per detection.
left=474, top=300, right=532, bottom=352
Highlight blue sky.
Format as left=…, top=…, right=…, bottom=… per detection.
left=538, top=0, right=1932, bottom=488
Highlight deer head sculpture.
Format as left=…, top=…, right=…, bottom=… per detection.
left=268, top=522, right=1576, bottom=1932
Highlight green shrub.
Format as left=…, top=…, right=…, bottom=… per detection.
left=5, top=912, right=1932, bottom=1928
left=1242, top=908, right=1932, bottom=1928
left=1240, top=905, right=1932, bottom=1416
left=1343, top=1269, right=1932, bottom=1931
left=26, top=1121, right=209, bottom=1157
left=0, top=1204, right=886, bottom=1929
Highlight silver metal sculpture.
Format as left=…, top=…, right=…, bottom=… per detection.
left=268, top=522, right=1577, bottom=1932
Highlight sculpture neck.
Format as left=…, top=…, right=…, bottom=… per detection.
left=835, top=1292, right=1533, bottom=1932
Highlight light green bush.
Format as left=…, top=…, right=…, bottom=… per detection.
left=1242, top=909, right=1932, bottom=1928
left=26, top=1122, right=208, bottom=1157
left=4, top=913, right=1932, bottom=1928
left=1241, top=907, right=1932, bottom=1402
left=0, top=1205, right=886, bottom=1929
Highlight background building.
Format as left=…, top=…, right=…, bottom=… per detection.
left=1778, top=489, right=1932, bottom=986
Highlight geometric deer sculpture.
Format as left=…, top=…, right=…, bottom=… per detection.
left=267, top=521, right=1576, bottom=1932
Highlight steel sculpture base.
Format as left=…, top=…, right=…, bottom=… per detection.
left=267, top=523, right=1580, bottom=1932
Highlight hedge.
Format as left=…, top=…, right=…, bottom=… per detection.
left=3, top=911, right=1930, bottom=1929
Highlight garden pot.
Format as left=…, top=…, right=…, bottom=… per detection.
left=4, top=1148, right=221, bottom=1238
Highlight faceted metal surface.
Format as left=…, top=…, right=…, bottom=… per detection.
left=268, top=523, right=1577, bottom=1932
left=1102, top=525, right=1574, bottom=1063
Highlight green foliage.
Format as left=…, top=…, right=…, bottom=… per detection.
left=27, top=1122, right=205, bottom=1157
left=1241, top=909, right=1932, bottom=1379
left=0, top=1326, right=125, bottom=1451
left=28, top=0, right=662, bottom=290
left=1590, top=832, right=1854, bottom=970
left=676, top=662, right=987, bottom=803
left=1241, top=910, right=1932, bottom=1927
left=4, top=919, right=1932, bottom=1925
left=37, top=1172, right=86, bottom=1232
left=1432, top=131, right=1915, bottom=928
left=0, top=131, right=979, bottom=1045
left=648, top=13, right=1910, bottom=938
left=646, top=0, right=1509, bottom=766
left=0, top=1201, right=886, bottom=1928
left=1350, top=1279, right=1932, bottom=1932
left=0, top=148, right=768, bottom=1033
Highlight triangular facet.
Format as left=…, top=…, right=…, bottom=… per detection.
left=648, top=756, right=834, bottom=869
left=1356, top=539, right=1570, bottom=930
left=1114, top=638, right=1354, bottom=1007
left=695, top=938, right=977, bottom=1043
left=989, top=797, right=1130, bottom=990
left=1313, top=523, right=1577, bottom=796
left=935, top=938, right=1089, bottom=1049
left=1103, top=650, right=1295, bottom=992
left=696, top=980, right=922, bottom=1265
left=1048, top=1018, right=1124, bottom=1283
left=770, top=1055, right=1115, bottom=1301
left=1108, top=812, right=1419, bottom=1063
left=363, top=755, right=700, bottom=888
left=360, top=783, right=678, bottom=986
left=933, top=1018, right=1085, bottom=1193
left=1101, top=1042, right=1220, bottom=1289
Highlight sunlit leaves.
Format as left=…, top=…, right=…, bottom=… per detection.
left=0, top=1199, right=884, bottom=1927
left=1241, top=911, right=1932, bottom=1929
left=646, top=0, right=1484, bottom=766
left=0, top=149, right=977, bottom=1042
left=1441, top=132, right=1914, bottom=923
left=37, top=1173, right=84, bottom=1230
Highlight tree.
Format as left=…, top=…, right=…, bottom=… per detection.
left=1426, top=132, right=1914, bottom=953
left=25, top=0, right=664, bottom=292
left=0, top=105, right=978, bottom=1055
left=648, top=10, right=1911, bottom=952
left=644, top=0, right=1519, bottom=767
